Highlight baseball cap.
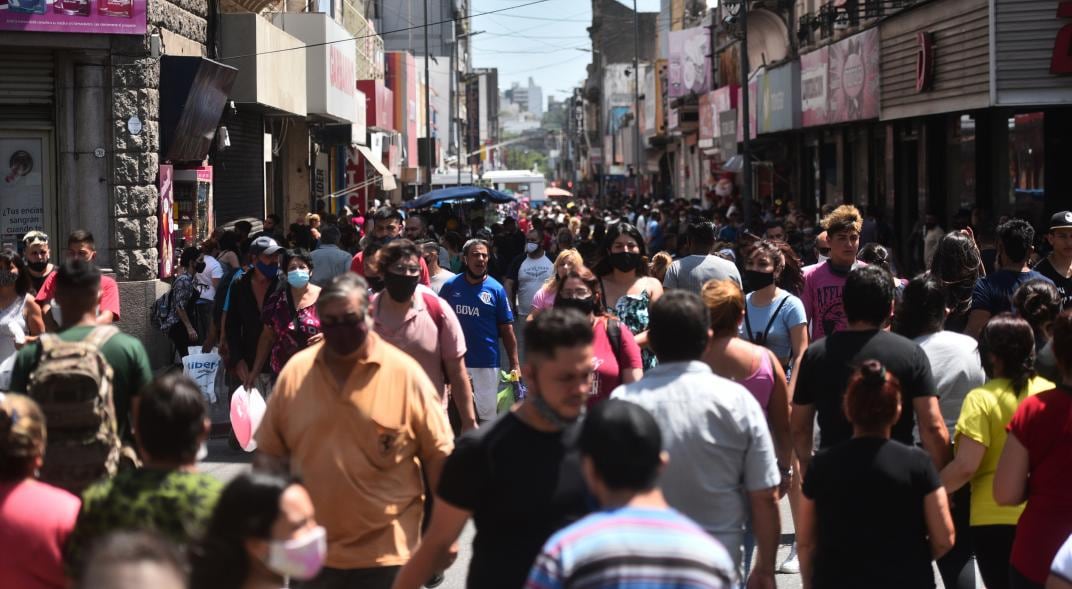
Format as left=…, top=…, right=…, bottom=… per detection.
left=249, top=236, right=282, bottom=256
left=1049, top=210, right=1072, bottom=231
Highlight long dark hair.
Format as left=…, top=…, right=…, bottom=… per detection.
left=929, top=232, right=983, bottom=319
left=979, top=314, right=1037, bottom=396
left=1012, top=279, right=1061, bottom=349
left=189, top=472, right=299, bottom=589
left=0, top=249, right=31, bottom=296
left=894, top=275, right=946, bottom=339
left=593, top=222, right=648, bottom=277
left=749, top=240, right=803, bottom=295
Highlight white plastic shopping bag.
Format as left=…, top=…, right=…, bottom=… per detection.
left=229, top=385, right=266, bottom=452
left=183, top=350, right=221, bottom=404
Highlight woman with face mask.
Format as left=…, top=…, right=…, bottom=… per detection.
left=740, top=240, right=808, bottom=373
left=161, top=247, right=202, bottom=362
left=191, top=472, right=325, bottom=589
left=0, top=250, right=44, bottom=380
left=593, top=222, right=664, bottom=371
left=245, top=250, right=323, bottom=392
left=553, top=267, right=642, bottom=406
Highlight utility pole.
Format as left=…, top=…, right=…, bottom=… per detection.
left=632, top=0, right=643, bottom=203
left=739, top=0, right=753, bottom=228
left=423, top=0, right=432, bottom=194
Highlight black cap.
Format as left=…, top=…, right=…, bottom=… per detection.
left=1050, top=211, right=1072, bottom=231
left=579, top=399, right=663, bottom=491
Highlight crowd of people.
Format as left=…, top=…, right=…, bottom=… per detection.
left=0, top=196, right=1071, bottom=589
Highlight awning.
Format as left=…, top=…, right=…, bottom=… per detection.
left=355, top=144, right=397, bottom=191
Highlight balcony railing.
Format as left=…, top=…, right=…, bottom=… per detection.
left=797, top=0, right=931, bottom=47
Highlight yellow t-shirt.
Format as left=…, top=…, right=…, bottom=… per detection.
left=955, top=375, right=1055, bottom=526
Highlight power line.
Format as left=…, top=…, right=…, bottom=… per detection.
left=219, top=0, right=557, bottom=61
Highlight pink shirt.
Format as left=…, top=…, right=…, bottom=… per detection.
left=0, top=479, right=81, bottom=589
left=801, top=262, right=852, bottom=340
left=371, top=285, right=467, bottom=404
left=738, top=347, right=775, bottom=414
left=530, top=287, right=556, bottom=314
left=589, top=316, right=643, bottom=406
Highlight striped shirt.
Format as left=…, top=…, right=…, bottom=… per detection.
left=526, top=506, right=736, bottom=589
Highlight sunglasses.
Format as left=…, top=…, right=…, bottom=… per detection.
left=22, top=232, right=48, bottom=246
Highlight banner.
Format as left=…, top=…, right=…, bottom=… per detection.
left=668, top=26, right=712, bottom=99
left=0, top=0, right=146, bottom=35
left=828, top=27, right=880, bottom=123
left=158, top=164, right=174, bottom=278
left=801, top=47, right=829, bottom=127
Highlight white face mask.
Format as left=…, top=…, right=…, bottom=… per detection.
left=525, top=242, right=539, bottom=254
left=266, top=526, right=327, bottom=581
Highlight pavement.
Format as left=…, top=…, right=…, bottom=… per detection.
left=199, top=437, right=977, bottom=589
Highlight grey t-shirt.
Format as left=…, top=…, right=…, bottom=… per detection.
left=611, top=361, right=780, bottom=567
left=914, top=331, right=986, bottom=434
left=663, top=255, right=742, bottom=294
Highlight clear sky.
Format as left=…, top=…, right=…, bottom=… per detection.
left=470, top=0, right=661, bottom=105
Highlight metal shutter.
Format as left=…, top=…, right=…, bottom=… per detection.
left=212, top=110, right=265, bottom=225
left=0, top=49, right=54, bottom=122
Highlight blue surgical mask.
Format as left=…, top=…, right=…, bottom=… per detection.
left=287, top=269, right=310, bottom=288
left=255, top=261, right=279, bottom=279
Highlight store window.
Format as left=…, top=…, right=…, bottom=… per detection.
left=955, top=114, right=976, bottom=213
left=1008, top=112, right=1044, bottom=222
left=0, top=132, right=53, bottom=253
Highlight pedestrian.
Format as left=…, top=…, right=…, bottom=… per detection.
left=225, top=236, right=283, bottom=396
left=740, top=240, right=808, bottom=373
left=255, top=273, right=454, bottom=589
left=797, top=360, right=955, bottom=589
left=1012, top=279, right=1062, bottom=383
left=792, top=266, right=951, bottom=475
left=35, top=230, right=121, bottom=329
left=191, top=472, right=325, bottom=589
left=439, top=238, right=519, bottom=423
left=351, top=207, right=431, bottom=285
left=663, top=221, right=742, bottom=293
left=392, top=308, right=595, bottom=589
left=505, top=229, right=555, bottom=360
left=421, top=240, right=455, bottom=294
left=895, top=274, right=986, bottom=589
left=9, top=260, right=152, bottom=461
left=611, top=291, right=781, bottom=586
left=595, top=222, right=664, bottom=370
left=0, top=393, right=81, bottom=589
left=371, top=239, right=477, bottom=432
left=75, top=530, right=188, bottom=589
left=309, top=225, right=354, bottom=288
left=21, top=230, right=54, bottom=293
left=160, top=247, right=202, bottom=360
left=939, top=314, right=1052, bottom=589
left=1050, top=534, right=1072, bottom=589
left=245, top=249, right=322, bottom=390
left=65, top=373, right=222, bottom=575
left=216, top=231, right=242, bottom=271
left=526, top=399, right=736, bottom=589
left=648, top=250, right=673, bottom=282
left=194, top=241, right=224, bottom=340
left=528, top=248, right=583, bottom=319
left=965, top=219, right=1053, bottom=339
left=801, top=205, right=862, bottom=340
left=928, top=231, right=984, bottom=334
left=252, top=213, right=285, bottom=244
left=1032, top=211, right=1072, bottom=310
left=993, top=309, right=1072, bottom=589
left=0, top=249, right=44, bottom=376
left=554, top=267, right=642, bottom=404
left=307, top=213, right=322, bottom=245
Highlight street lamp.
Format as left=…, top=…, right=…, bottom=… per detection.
left=725, top=0, right=753, bottom=228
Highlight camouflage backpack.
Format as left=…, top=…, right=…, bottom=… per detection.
left=28, top=325, right=122, bottom=494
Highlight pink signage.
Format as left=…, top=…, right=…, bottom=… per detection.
left=828, top=28, right=880, bottom=123
left=0, top=0, right=146, bottom=35
left=158, top=164, right=174, bottom=279
left=800, top=47, right=829, bottom=127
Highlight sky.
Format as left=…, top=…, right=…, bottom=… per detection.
left=470, top=0, right=662, bottom=105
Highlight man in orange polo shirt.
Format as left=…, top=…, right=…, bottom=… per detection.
left=255, top=273, right=454, bottom=589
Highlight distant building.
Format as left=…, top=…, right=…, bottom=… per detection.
left=504, top=77, right=544, bottom=117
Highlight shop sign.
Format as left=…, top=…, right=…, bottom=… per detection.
left=801, top=28, right=880, bottom=126
left=158, top=164, right=174, bottom=278
left=759, top=61, right=802, bottom=133
left=719, top=110, right=738, bottom=158
left=916, top=32, right=935, bottom=92
left=801, top=47, right=829, bottom=126
left=1053, top=1, right=1072, bottom=74
left=668, top=26, right=712, bottom=99
left=0, top=138, right=45, bottom=245
left=699, top=91, right=717, bottom=146
left=273, top=13, right=358, bottom=124
left=0, top=0, right=146, bottom=35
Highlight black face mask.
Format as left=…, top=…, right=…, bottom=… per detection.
left=554, top=296, right=595, bottom=316
left=26, top=261, right=48, bottom=273
left=742, top=270, right=775, bottom=293
left=195, top=262, right=206, bottom=273
left=608, top=251, right=640, bottom=273
left=384, top=272, right=419, bottom=302
left=367, top=276, right=385, bottom=293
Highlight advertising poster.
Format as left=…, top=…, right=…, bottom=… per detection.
left=801, top=47, right=829, bottom=127
left=668, top=26, right=712, bottom=99
left=759, top=61, right=802, bottom=134
left=158, top=164, right=174, bottom=279
left=0, top=138, right=45, bottom=247
left=828, top=28, right=880, bottom=123
left=0, top=0, right=146, bottom=35
left=699, top=91, right=716, bottom=145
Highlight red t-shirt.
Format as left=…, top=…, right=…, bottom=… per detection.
left=35, top=271, right=122, bottom=321
left=588, top=316, right=642, bottom=406
left=0, top=480, right=80, bottom=589
left=1007, top=387, right=1072, bottom=583
left=350, top=250, right=431, bottom=286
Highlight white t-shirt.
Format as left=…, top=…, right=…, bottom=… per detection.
left=196, top=255, right=224, bottom=301
left=914, top=330, right=986, bottom=434
left=516, top=255, right=555, bottom=315
left=1052, top=534, right=1072, bottom=583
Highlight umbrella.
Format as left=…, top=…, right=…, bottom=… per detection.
left=544, top=187, right=573, bottom=198
left=402, top=185, right=517, bottom=209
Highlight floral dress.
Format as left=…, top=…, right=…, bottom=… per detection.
left=612, top=289, right=657, bottom=371
left=261, top=289, right=321, bottom=374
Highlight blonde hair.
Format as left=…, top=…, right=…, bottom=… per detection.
left=649, top=251, right=673, bottom=282
left=821, top=204, right=863, bottom=236
left=0, top=393, right=46, bottom=481
left=542, top=248, right=584, bottom=291
left=701, top=279, right=746, bottom=337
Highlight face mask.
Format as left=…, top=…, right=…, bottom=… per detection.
left=384, top=272, right=419, bottom=302
left=366, top=276, right=385, bottom=293
left=26, top=261, right=48, bottom=273
left=529, top=385, right=582, bottom=430
left=195, top=261, right=206, bottom=273
left=266, top=526, right=327, bottom=581
left=0, top=271, right=17, bottom=287
left=322, top=320, right=368, bottom=355
left=608, top=251, right=640, bottom=273
left=525, top=242, right=539, bottom=254
left=287, top=269, right=310, bottom=288
left=554, top=296, right=595, bottom=315
left=742, top=270, right=775, bottom=293
left=255, top=261, right=279, bottom=280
